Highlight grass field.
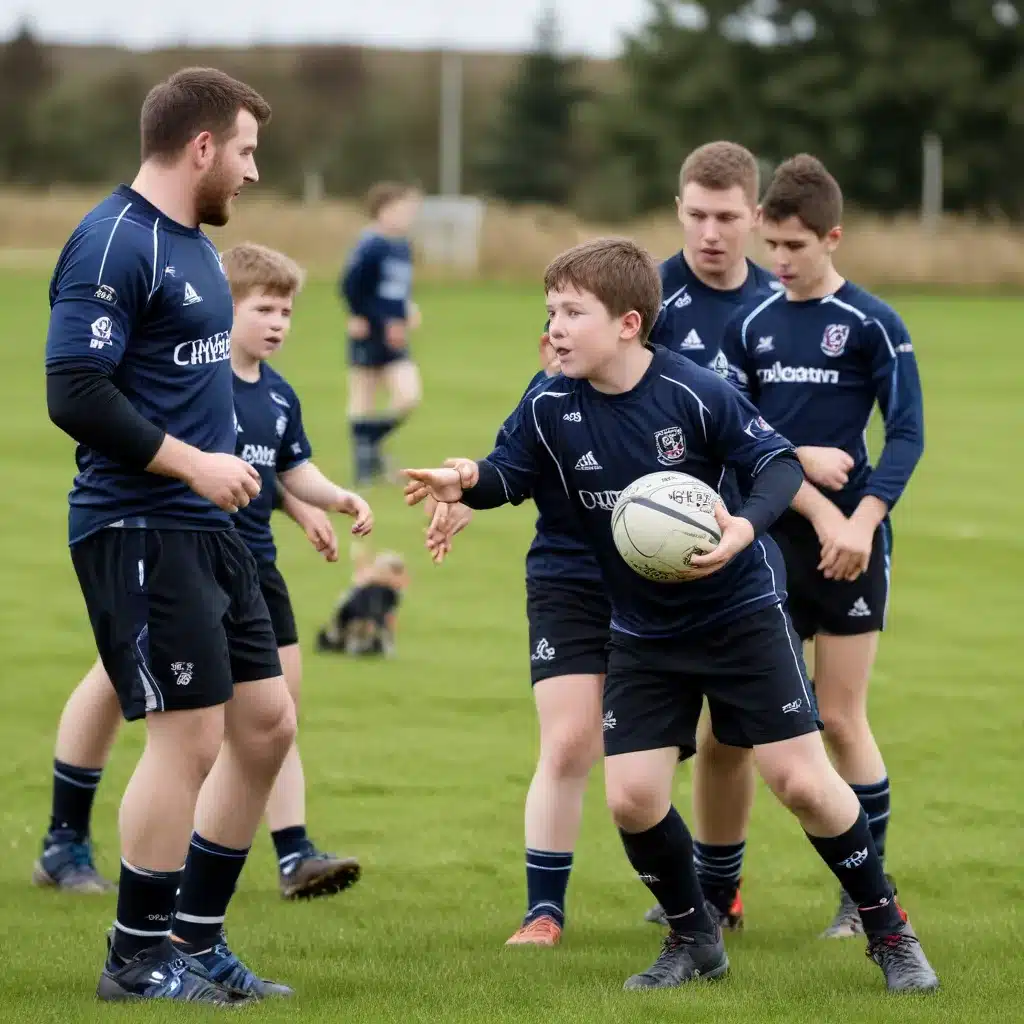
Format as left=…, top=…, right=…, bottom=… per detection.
left=1, top=271, right=1021, bottom=1022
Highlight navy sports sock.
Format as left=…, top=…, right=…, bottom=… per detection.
left=693, top=840, right=744, bottom=914
left=850, top=778, right=890, bottom=865
left=272, top=825, right=310, bottom=871
left=620, top=808, right=716, bottom=936
left=172, top=834, right=249, bottom=949
left=111, top=859, right=181, bottom=962
left=524, top=848, right=573, bottom=926
left=49, top=759, right=103, bottom=838
left=806, top=809, right=903, bottom=935
left=350, top=419, right=380, bottom=480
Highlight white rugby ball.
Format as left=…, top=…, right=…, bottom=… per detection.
left=611, top=472, right=722, bottom=582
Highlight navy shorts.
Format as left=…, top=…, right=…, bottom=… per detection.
left=71, top=527, right=281, bottom=722
left=526, top=576, right=611, bottom=685
left=603, top=604, right=821, bottom=759
left=257, top=561, right=298, bottom=648
left=771, top=511, right=891, bottom=641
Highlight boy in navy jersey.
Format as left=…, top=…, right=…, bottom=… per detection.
left=424, top=328, right=609, bottom=948
left=404, top=238, right=937, bottom=994
left=341, top=182, right=423, bottom=484
left=720, top=155, right=925, bottom=939
left=645, top=141, right=777, bottom=932
left=37, top=243, right=372, bottom=914
left=45, top=68, right=297, bottom=1004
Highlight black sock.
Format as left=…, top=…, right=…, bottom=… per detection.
left=350, top=419, right=380, bottom=480
left=272, top=825, right=310, bottom=870
left=49, top=759, right=103, bottom=839
left=850, top=778, right=890, bottom=865
left=172, top=833, right=249, bottom=949
left=806, top=809, right=903, bottom=935
left=374, top=413, right=402, bottom=444
left=619, top=807, right=716, bottom=936
left=524, top=848, right=573, bottom=927
left=111, top=859, right=181, bottom=962
left=693, top=840, right=745, bottom=914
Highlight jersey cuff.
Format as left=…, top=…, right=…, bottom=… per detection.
left=461, top=460, right=514, bottom=509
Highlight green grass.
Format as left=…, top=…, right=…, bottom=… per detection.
left=1, top=271, right=1021, bottom=1022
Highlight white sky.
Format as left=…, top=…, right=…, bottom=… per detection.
left=2, top=0, right=652, bottom=57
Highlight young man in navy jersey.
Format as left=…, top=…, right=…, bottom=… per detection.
left=341, top=182, right=423, bottom=484
left=37, top=243, right=372, bottom=911
left=424, top=328, right=609, bottom=948
left=404, top=238, right=938, bottom=993
left=645, top=140, right=778, bottom=932
left=45, top=68, right=297, bottom=1004
left=719, top=155, right=925, bottom=939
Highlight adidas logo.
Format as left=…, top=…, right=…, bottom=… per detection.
left=755, top=335, right=774, bottom=353
left=182, top=282, right=202, bottom=305
left=848, top=597, right=871, bottom=617
left=575, top=451, right=602, bottom=471
left=679, top=329, right=704, bottom=350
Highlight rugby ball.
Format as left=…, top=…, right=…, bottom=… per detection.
left=611, top=472, right=722, bottom=582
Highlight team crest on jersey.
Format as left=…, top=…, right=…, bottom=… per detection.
left=709, top=350, right=729, bottom=378
left=275, top=415, right=288, bottom=438
left=654, top=427, right=686, bottom=465
left=269, top=391, right=291, bottom=409
left=744, top=416, right=776, bottom=440
left=821, top=323, right=850, bottom=357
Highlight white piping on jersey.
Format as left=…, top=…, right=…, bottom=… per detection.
left=96, top=202, right=133, bottom=286
left=147, top=219, right=160, bottom=300
left=658, top=375, right=709, bottom=441
left=530, top=391, right=571, bottom=497
left=491, top=463, right=512, bottom=502
left=660, top=285, right=688, bottom=308
left=752, top=446, right=793, bottom=477
left=739, top=288, right=784, bottom=351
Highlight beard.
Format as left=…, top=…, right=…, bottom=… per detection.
left=195, top=156, right=236, bottom=227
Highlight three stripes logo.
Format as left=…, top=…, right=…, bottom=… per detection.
left=575, top=451, right=602, bottom=471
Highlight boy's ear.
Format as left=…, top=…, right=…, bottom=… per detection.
left=621, top=310, right=643, bottom=341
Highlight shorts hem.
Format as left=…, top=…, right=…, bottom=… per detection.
left=710, top=717, right=821, bottom=750
left=604, top=738, right=697, bottom=761
left=530, top=656, right=607, bottom=685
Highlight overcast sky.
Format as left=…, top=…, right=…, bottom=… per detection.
left=2, top=0, right=653, bottom=57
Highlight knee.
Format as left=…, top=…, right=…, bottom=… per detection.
left=763, top=764, right=828, bottom=818
left=149, top=710, right=224, bottom=786
left=539, top=724, right=602, bottom=780
left=243, top=695, right=298, bottom=767
left=818, top=705, right=867, bottom=750
left=606, top=777, right=667, bottom=834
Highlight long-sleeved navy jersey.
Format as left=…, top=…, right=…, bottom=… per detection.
left=498, top=370, right=601, bottom=582
left=233, top=365, right=313, bottom=566
left=45, top=185, right=236, bottom=543
left=339, top=230, right=413, bottom=339
left=720, top=281, right=924, bottom=513
left=469, top=347, right=796, bottom=638
left=649, top=252, right=778, bottom=376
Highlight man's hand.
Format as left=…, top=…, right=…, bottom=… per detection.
left=298, top=505, right=339, bottom=562
left=818, top=516, right=874, bottom=581
left=186, top=452, right=261, bottom=513
left=686, top=503, right=755, bottom=578
left=424, top=498, right=473, bottom=564
left=403, top=460, right=478, bottom=506
left=348, top=315, right=370, bottom=339
left=797, top=446, right=854, bottom=491
left=333, top=488, right=374, bottom=536
left=385, top=320, right=407, bottom=350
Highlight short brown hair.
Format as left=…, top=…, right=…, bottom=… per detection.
left=680, top=142, right=760, bottom=206
left=761, top=154, right=843, bottom=237
left=140, top=67, right=271, bottom=162
left=366, top=181, right=419, bottom=219
left=221, top=243, right=305, bottom=302
left=544, top=238, right=662, bottom=342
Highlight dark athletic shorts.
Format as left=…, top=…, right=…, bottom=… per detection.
left=257, top=561, right=298, bottom=648
left=603, top=604, right=821, bottom=759
left=71, top=527, right=281, bottom=722
left=771, top=511, right=891, bottom=641
left=348, top=335, right=411, bottom=369
left=526, top=576, right=611, bottom=685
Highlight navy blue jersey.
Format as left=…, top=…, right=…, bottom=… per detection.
left=649, top=253, right=778, bottom=375
left=499, top=370, right=601, bottom=582
left=232, top=365, right=313, bottom=566
left=721, top=281, right=924, bottom=513
left=45, top=185, right=235, bottom=543
left=340, top=230, right=413, bottom=342
left=480, top=347, right=796, bottom=638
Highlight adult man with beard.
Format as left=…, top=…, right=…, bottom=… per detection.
left=45, top=68, right=296, bottom=1004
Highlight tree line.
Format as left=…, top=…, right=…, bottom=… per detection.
left=2, top=1, right=1022, bottom=220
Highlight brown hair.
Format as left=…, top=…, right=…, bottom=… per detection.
left=140, top=67, right=271, bottom=162
left=680, top=141, right=760, bottom=206
left=220, top=243, right=305, bottom=302
left=761, top=154, right=843, bottom=237
left=543, top=237, right=662, bottom=342
left=366, top=181, right=419, bottom=219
